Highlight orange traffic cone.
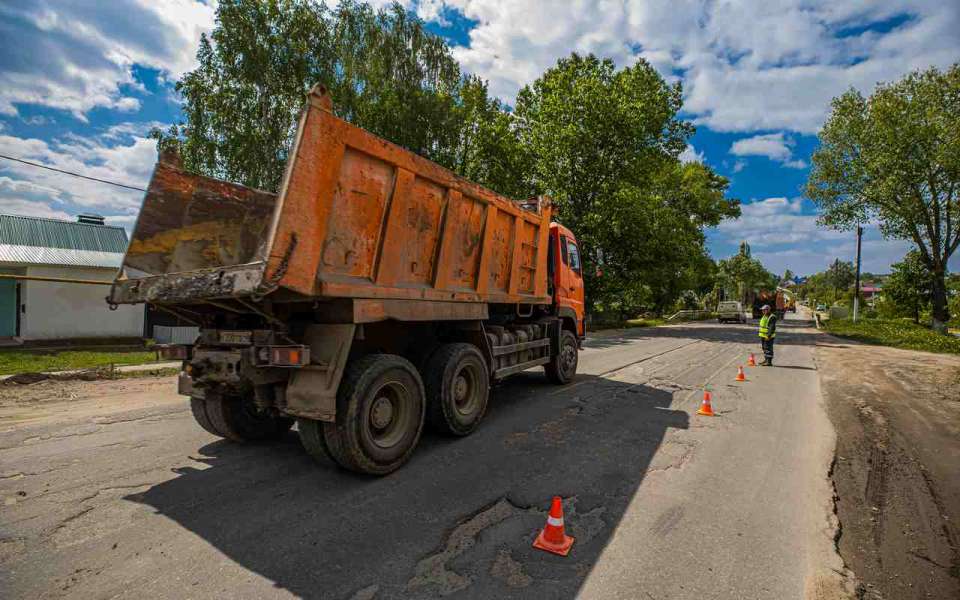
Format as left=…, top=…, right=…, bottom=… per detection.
left=748, top=353, right=756, bottom=367
left=697, top=390, right=716, bottom=416
left=533, top=496, right=575, bottom=556
left=735, top=365, right=746, bottom=382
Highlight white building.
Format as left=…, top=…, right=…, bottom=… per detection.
left=0, top=213, right=143, bottom=343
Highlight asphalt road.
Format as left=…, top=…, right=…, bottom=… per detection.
left=0, top=317, right=852, bottom=599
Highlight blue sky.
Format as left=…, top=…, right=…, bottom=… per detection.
left=0, top=0, right=957, bottom=276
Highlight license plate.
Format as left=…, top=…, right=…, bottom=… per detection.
left=219, top=331, right=252, bottom=345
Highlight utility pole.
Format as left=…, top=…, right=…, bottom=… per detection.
left=853, top=225, right=863, bottom=322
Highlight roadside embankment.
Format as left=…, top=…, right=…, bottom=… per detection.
left=816, top=338, right=960, bottom=599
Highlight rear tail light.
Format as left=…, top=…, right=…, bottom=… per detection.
left=157, top=345, right=191, bottom=360
left=255, top=345, right=310, bottom=367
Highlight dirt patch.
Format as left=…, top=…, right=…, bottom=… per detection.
left=0, top=376, right=181, bottom=427
left=816, top=337, right=960, bottom=600
left=0, top=375, right=176, bottom=407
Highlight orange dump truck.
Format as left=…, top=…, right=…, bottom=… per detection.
left=109, top=86, right=586, bottom=475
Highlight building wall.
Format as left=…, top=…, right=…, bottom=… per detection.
left=20, top=265, right=143, bottom=340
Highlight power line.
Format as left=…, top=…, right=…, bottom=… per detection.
left=0, top=153, right=147, bottom=192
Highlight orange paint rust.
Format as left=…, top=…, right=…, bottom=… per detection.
left=268, top=90, right=553, bottom=305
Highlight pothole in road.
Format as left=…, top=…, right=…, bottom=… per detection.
left=405, top=495, right=607, bottom=596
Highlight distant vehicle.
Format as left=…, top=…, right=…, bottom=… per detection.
left=746, top=289, right=787, bottom=319
left=717, top=301, right=747, bottom=324
left=816, top=303, right=827, bottom=312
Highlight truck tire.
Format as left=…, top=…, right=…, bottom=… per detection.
left=424, top=343, right=490, bottom=436
left=317, top=354, right=425, bottom=475
left=545, top=329, right=578, bottom=384
left=199, top=394, right=294, bottom=442
left=190, top=397, right=221, bottom=437
left=297, top=417, right=334, bottom=464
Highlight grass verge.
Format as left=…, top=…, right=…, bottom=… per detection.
left=0, top=350, right=159, bottom=376
left=625, top=318, right=667, bottom=328
left=824, top=318, right=960, bottom=355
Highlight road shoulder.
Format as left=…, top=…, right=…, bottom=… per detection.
left=816, top=336, right=960, bottom=600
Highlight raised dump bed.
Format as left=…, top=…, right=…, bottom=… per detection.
left=110, top=87, right=550, bottom=309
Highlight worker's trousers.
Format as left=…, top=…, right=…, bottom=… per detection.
left=761, top=337, right=775, bottom=363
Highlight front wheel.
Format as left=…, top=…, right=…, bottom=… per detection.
left=312, top=354, right=425, bottom=475
left=545, top=330, right=578, bottom=384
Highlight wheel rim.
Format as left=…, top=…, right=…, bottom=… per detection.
left=366, top=382, right=410, bottom=449
left=452, top=362, right=481, bottom=417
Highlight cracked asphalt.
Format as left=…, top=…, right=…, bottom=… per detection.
left=0, top=318, right=850, bottom=599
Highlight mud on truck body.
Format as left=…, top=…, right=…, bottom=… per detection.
left=109, top=87, right=586, bottom=475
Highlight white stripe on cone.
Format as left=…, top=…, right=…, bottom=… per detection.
left=547, top=515, right=564, bottom=526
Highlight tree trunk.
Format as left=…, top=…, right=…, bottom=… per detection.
left=913, top=301, right=920, bottom=325
left=930, top=269, right=949, bottom=333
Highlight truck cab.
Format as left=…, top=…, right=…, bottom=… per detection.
left=549, top=223, right=585, bottom=338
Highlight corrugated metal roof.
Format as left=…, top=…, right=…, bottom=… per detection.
left=0, top=244, right=123, bottom=268
left=0, top=213, right=128, bottom=253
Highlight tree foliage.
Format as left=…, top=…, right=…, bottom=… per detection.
left=826, top=258, right=855, bottom=297
left=884, top=250, right=934, bottom=323
left=158, top=2, right=741, bottom=316
left=154, top=0, right=521, bottom=195
left=717, top=242, right=777, bottom=303
left=806, top=63, right=960, bottom=330
left=513, top=54, right=739, bottom=313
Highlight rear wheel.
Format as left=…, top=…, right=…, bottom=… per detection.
left=314, top=354, right=425, bottom=475
left=297, top=417, right=334, bottom=464
left=545, top=329, right=578, bottom=384
left=190, top=397, right=221, bottom=436
left=193, top=393, right=293, bottom=442
left=425, top=343, right=489, bottom=436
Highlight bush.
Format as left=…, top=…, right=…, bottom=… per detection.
left=824, top=318, right=960, bottom=355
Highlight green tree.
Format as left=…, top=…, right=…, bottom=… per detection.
left=154, top=0, right=520, bottom=195
left=826, top=258, right=855, bottom=299
left=513, top=53, right=739, bottom=313
left=884, top=250, right=934, bottom=323
left=717, top=242, right=776, bottom=303
left=781, top=268, right=795, bottom=285
left=806, top=63, right=960, bottom=332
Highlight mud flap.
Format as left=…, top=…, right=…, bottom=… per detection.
left=284, top=324, right=355, bottom=421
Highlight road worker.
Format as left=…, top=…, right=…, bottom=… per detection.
left=758, top=304, right=777, bottom=366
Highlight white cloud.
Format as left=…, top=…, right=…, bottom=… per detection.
left=0, top=197, right=72, bottom=221
left=730, top=133, right=807, bottom=169
left=715, top=197, right=846, bottom=247
left=0, top=125, right=157, bottom=224
left=732, top=160, right=747, bottom=173
left=0, top=1, right=215, bottom=119
left=752, top=235, right=916, bottom=276
left=708, top=195, right=957, bottom=274
left=5, top=0, right=952, bottom=134
left=424, top=1, right=959, bottom=133
left=731, top=134, right=793, bottom=162
left=679, top=144, right=705, bottom=164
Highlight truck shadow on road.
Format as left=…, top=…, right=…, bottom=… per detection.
left=129, top=373, right=689, bottom=599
